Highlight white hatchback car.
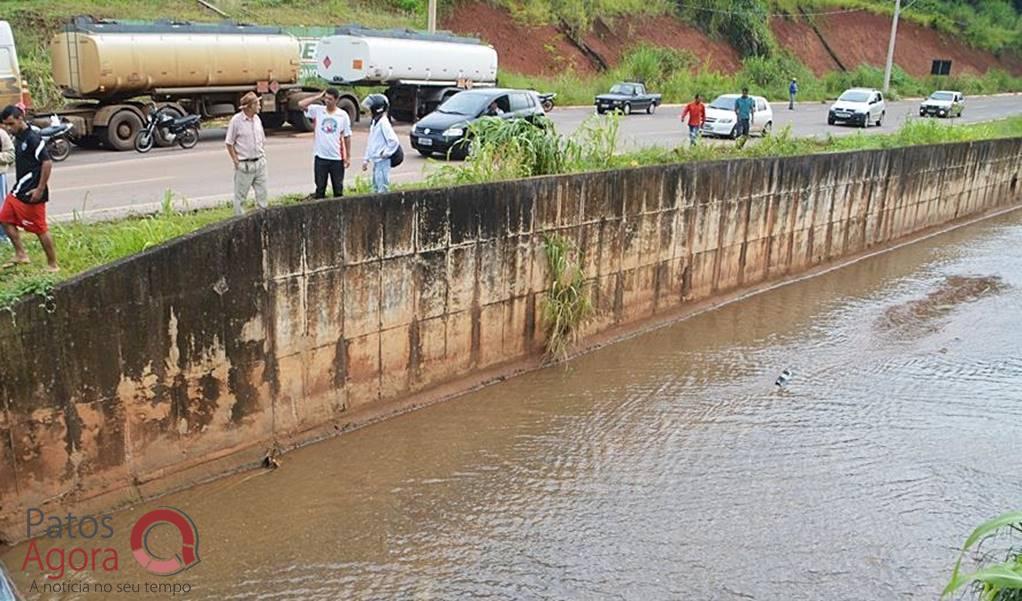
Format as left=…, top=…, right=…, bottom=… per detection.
left=828, top=88, right=886, bottom=128
left=702, top=94, right=774, bottom=138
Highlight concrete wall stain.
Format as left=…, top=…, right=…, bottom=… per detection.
left=0, top=139, right=1020, bottom=540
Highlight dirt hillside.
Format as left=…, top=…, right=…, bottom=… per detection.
left=445, top=2, right=1021, bottom=79
left=812, top=10, right=1021, bottom=77
left=583, top=15, right=741, bottom=72
left=443, top=3, right=739, bottom=75
left=443, top=2, right=598, bottom=75
left=770, top=17, right=841, bottom=75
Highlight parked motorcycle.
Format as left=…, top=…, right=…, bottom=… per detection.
left=539, top=92, right=557, bottom=112
left=134, top=106, right=200, bottom=153
left=38, top=116, right=74, bottom=162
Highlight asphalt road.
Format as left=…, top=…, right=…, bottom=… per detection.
left=42, top=94, right=1022, bottom=220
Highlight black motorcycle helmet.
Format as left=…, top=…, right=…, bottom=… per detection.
left=361, top=93, right=389, bottom=117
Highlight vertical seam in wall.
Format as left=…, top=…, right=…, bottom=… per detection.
left=710, top=166, right=728, bottom=292
left=738, top=189, right=753, bottom=286
left=299, top=223, right=310, bottom=429
left=377, top=236, right=384, bottom=401
left=261, top=218, right=277, bottom=439
left=2, top=397, right=19, bottom=497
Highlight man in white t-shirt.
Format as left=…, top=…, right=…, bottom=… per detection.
left=298, top=88, right=352, bottom=198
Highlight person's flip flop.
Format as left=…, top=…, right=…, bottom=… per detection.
left=1, top=260, right=29, bottom=270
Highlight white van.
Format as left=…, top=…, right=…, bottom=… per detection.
left=702, top=93, right=773, bottom=138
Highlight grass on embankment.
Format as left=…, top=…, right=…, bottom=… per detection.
left=1, top=116, right=1021, bottom=311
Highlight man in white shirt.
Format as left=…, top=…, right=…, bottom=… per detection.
left=361, top=94, right=400, bottom=194
left=224, top=92, right=268, bottom=215
left=298, top=88, right=351, bottom=198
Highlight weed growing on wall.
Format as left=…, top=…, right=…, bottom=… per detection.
left=541, top=234, right=593, bottom=362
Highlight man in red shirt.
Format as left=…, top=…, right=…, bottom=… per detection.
left=680, top=94, right=706, bottom=146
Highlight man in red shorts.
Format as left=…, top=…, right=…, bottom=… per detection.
left=1, top=104, right=58, bottom=271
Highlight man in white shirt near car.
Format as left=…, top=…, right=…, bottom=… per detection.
left=298, top=88, right=351, bottom=198
left=361, top=94, right=400, bottom=194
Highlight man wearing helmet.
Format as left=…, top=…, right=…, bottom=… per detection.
left=361, top=94, right=401, bottom=193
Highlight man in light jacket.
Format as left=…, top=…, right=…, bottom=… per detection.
left=225, top=92, right=268, bottom=215
left=0, top=127, right=12, bottom=243
left=361, top=94, right=400, bottom=194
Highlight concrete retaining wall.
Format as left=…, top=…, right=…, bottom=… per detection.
left=1, top=138, right=1019, bottom=540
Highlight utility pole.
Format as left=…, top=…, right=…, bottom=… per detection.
left=428, top=0, right=437, bottom=33
left=882, top=0, right=901, bottom=94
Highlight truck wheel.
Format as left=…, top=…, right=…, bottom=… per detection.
left=105, top=111, right=144, bottom=151
left=623, top=103, right=632, bottom=115
left=288, top=110, right=314, bottom=132
left=338, top=98, right=358, bottom=125
left=646, top=103, right=656, bottom=115
left=259, top=112, right=286, bottom=130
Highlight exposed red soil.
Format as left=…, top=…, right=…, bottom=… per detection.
left=813, top=9, right=1022, bottom=77
left=583, top=15, right=742, bottom=72
left=770, top=17, right=841, bottom=75
left=444, top=2, right=1022, bottom=79
left=443, top=3, right=739, bottom=76
left=442, top=2, right=596, bottom=76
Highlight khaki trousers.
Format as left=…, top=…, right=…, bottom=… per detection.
left=233, top=157, right=268, bottom=215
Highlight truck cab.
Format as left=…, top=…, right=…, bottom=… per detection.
left=0, top=21, right=28, bottom=108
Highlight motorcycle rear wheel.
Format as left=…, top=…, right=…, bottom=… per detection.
left=134, top=130, right=155, bottom=153
left=177, top=127, right=199, bottom=149
left=48, top=138, right=71, bottom=162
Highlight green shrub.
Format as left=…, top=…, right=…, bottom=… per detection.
left=541, top=234, right=593, bottom=361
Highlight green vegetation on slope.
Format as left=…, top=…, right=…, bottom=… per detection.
left=773, top=0, right=1022, bottom=55
left=487, top=0, right=1022, bottom=56
left=3, top=115, right=1020, bottom=310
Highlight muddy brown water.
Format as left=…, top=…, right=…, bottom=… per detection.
left=4, top=210, right=1022, bottom=600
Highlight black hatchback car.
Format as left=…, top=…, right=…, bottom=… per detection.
left=410, top=88, right=546, bottom=159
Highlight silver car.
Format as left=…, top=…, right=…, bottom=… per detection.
left=828, top=88, right=886, bottom=128
left=920, top=90, right=964, bottom=118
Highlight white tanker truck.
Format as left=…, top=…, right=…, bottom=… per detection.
left=315, top=27, right=498, bottom=122
left=0, top=17, right=498, bottom=151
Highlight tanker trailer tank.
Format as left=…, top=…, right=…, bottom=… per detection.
left=51, top=21, right=301, bottom=99
left=44, top=17, right=341, bottom=151
left=315, top=27, right=498, bottom=122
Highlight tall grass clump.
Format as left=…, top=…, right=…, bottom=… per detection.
left=541, top=234, right=592, bottom=361
left=427, top=116, right=575, bottom=186
left=942, top=510, right=1022, bottom=601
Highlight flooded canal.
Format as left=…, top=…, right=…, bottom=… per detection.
left=5, top=210, right=1022, bottom=600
